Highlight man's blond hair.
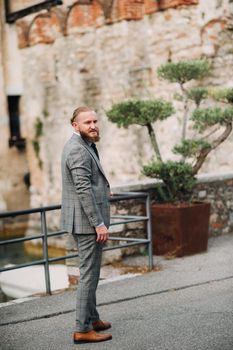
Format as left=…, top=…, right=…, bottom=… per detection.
left=70, top=106, right=94, bottom=124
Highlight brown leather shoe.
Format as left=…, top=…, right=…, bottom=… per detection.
left=92, top=319, right=112, bottom=331
left=73, top=330, right=112, bottom=344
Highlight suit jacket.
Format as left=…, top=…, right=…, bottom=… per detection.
left=60, top=133, right=110, bottom=234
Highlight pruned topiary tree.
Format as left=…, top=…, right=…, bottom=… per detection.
left=106, top=60, right=233, bottom=203
left=106, top=99, right=175, bottom=162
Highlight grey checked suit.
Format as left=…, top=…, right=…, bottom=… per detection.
left=61, top=133, right=110, bottom=332
left=61, top=133, right=110, bottom=234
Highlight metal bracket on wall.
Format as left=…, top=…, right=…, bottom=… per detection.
left=5, top=0, right=63, bottom=23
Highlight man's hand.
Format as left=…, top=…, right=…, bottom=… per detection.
left=95, top=225, right=109, bottom=243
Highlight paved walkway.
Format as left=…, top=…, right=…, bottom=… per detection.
left=1, top=234, right=233, bottom=350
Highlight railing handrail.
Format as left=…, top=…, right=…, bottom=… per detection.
left=0, top=205, right=61, bottom=218
left=0, top=192, right=148, bottom=219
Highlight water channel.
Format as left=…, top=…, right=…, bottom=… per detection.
left=0, top=238, right=39, bottom=302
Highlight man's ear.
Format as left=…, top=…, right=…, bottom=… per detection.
left=72, top=121, right=79, bottom=131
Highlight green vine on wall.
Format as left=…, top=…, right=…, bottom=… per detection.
left=43, top=109, right=49, bottom=118
left=32, top=117, right=43, bottom=169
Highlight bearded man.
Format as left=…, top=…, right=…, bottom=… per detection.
left=61, top=106, right=112, bottom=344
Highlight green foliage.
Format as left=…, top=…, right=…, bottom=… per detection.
left=106, top=59, right=233, bottom=203
left=187, top=87, right=208, bottom=106
left=208, top=88, right=226, bottom=101
left=143, top=160, right=196, bottom=202
left=43, top=109, right=49, bottom=118
left=173, top=139, right=210, bottom=158
left=209, top=87, right=233, bottom=104
left=35, top=117, right=43, bottom=138
left=32, top=139, right=40, bottom=157
left=32, top=140, right=43, bottom=169
left=192, top=107, right=233, bottom=132
left=33, top=117, right=43, bottom=169
left=157, top=60, right=210, bottom=84
left=225, top=88, right=233, bottom=104
left=106, top=99, right=174, bottom=127
left=173, top=92, right=183, bottom=101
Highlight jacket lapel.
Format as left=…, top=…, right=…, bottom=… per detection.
left=71, top=134, right=108, bottom=181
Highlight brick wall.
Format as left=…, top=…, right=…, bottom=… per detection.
left=16, top=0, right=199, bottom=48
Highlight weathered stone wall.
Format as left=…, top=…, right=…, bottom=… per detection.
left=12, top=0, right=233, bottom=211
left=0, top=0, right=233, bottom=218
left=194, top=173, right=233, bottom=236
left=0, top=1, right=30, bottom=230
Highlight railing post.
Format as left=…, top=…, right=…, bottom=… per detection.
left=41, top=210, right=52, bottom=294
left=146, top=193, right=153, bottom=270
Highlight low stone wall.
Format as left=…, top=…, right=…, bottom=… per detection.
left=194, top=173, right=233, bottom=236
left=112, top=172, right=233, bottom=237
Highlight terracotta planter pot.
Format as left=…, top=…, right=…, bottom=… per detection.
left=151, top=202, right=211, bottom=257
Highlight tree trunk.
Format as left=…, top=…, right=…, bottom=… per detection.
left=146, top=122, right=162, bottom=162
left=192, top=123, right=232, bottom=175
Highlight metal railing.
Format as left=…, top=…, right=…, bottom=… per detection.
left=0, top=192, right=153, bottom=294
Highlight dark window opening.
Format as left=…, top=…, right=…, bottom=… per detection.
left=7, top=95, right=26, bottom=150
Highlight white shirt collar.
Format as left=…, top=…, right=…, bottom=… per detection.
left=73, top=131, right=80, bottom=136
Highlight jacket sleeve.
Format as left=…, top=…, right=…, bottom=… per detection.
left=67, top=146, right=103, bottom=227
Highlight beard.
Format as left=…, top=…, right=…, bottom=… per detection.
left=79, top=129, right=100, bottom=143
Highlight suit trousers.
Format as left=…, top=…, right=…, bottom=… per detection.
left=72, top=234, right=103, bottom=332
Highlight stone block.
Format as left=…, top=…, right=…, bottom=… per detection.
left=201, top=19, right=227, bottom=57
left=66, top=1, right=103, bottom=34
left=102, top=247, right=122, bottom=265
left=125, top=220, right=145, bottom=230
left=159, top=0, right=199, bottom=9
left=109, top=222, right=125, bottom=234
left=198, top=190, right=207, bottom=199
left=144, top=0, right=159, bottom=15
left=16, top=20, right=29, bottom=49
left=117, top=0, right=144, bottom=21
left=28, top=12, right=62, bottom=46
left=229, top=212, right=233, bottom=225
